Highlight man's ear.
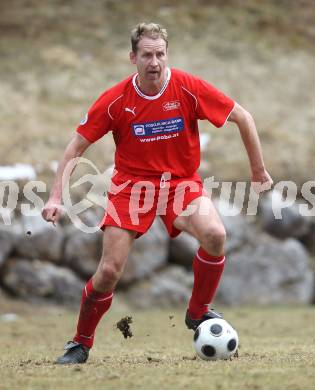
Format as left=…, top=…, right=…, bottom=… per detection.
left=130, top=51, right=136, bottom=64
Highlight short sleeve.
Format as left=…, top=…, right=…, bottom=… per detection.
left=76, top=92, right=113, bottom=143
left=196, top=78, right=235, bottom=128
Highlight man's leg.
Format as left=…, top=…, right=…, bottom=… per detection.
left=173, top=196, right=226, bottom=329
left=57, top=226, right=136, bottom=364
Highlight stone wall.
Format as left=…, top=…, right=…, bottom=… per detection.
left=0, top=196, right=314, bottom=308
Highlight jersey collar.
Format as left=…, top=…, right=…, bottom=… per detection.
left=132, top=68, right=171, bottom=100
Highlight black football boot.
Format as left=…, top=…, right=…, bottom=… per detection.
left=185, top=309, right=223, bottom=331
left=56, top=341, right=90, bottom=365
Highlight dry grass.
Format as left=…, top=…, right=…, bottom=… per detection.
left=1, top=294, right=315, bottom=390
left=0, top=0, right=315, bottom=185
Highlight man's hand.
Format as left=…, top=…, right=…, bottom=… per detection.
left=251, top=169, right=273, bottom=194
left=42, top=198, right=63, bottom=225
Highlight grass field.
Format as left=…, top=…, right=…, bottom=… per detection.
left=1, top=297, right=314, bottom=390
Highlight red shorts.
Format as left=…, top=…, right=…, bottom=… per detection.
left=100, top=170, right=204, bottom=238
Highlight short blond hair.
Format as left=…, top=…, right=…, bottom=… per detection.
left=131, top=22, right=168, bottom=53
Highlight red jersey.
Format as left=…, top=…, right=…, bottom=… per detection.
left=77, top=68, right=234, bottom=178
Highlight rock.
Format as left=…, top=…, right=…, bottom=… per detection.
left=169, top=232, right=199, bottom=268
left=0, top=230, right=16, bottom=268
left=220, top=213, right=256, bottom=255
left=301, top=221, right=315, bottom=252
left=259, top=191, right=312, bottom=239
left=18, top=214, right=52, bottom=235
left=216, top=237, right=314, bottom=305
left=1, top=258, right=84, bottom=305
left=15, top=224, right=65, bottom=263
left=64, top=208, right=104, bottom=231
left=0, top=218, right=24, bottom=235
left=64, top=226, right=103, bottom=279
left=169, top=208, right=256, bottom=266
left=119, top=219, right=169, bottom=286
left=126, top=265, right=193, bottom=308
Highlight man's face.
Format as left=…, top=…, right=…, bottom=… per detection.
left=130, top=36, right=168, bottom=84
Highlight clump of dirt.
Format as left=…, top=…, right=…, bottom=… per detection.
left=182, top=356, right=197, bottom=361
left=147, top=356, right=162, bottom=363
left=116, top=316, right=133, bottom=339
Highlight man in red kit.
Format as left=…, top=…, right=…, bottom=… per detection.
left=42, top=22, right=273, bottom=364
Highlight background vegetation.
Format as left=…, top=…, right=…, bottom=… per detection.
left=1, top=0, right=315, bottom=185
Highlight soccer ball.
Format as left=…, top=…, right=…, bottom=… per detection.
left=193, top=318, right=239, bottom=361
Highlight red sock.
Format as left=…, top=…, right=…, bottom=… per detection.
left=73, top=279, right=113, bottom=348
left=188, top=247, right=225, bottom=319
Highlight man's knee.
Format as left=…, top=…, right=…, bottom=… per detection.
left=200, top=224, right=226, bottom=255
left=97, top=261, right=123, bottom=287
left=94, top=227, right=135, bottom=291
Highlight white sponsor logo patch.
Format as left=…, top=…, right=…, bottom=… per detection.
left=134, top=125, right=145, bottom=135
left=162, top=101, right=180, bottom=111
left=80, top=113, right=88, bottom=125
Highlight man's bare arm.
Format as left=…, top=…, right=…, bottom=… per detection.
left=228, top=102, right=273, bottom=190
left=42, top=134, right=91, bottom=224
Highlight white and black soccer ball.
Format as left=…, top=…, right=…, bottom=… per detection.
left=193, top=318, right=239, bottom=361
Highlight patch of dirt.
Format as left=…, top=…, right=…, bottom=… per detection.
left=116, top=316, right=133, bottom=339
